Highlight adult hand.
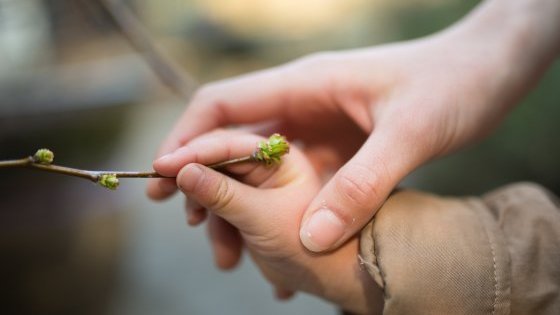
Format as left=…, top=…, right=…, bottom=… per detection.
left=148, top=0, right=560, bottom=252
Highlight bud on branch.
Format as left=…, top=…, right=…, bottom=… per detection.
left=253, top=133, right=290, bottom=166
left=0, top=134, right=290, bottom=190
left=33, top=149, right=54, bottom=164
left=98, top=174, right=120, bottom=190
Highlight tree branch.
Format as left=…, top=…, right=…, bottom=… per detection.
left=0, top=134, right=289, bottom=190
left=96, top=0, right=196, bottom=100
left=0, top=153, right=253, bottom=189
left=0, top=157, right=160, bottom=182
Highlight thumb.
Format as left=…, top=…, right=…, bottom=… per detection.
left=177, top=163, right=270, bottom=231
left=299, top=129, right=422, bottom=252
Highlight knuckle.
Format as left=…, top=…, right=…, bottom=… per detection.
left=208, top=178, right=235, bottom=212
left=335, top=165, right=381, bottom=208
left=192, top=83, right=217, bottom=101
left=190, top=85, right=229, bottom=126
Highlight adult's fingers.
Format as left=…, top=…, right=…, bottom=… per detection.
left=147, top=53, right=336, bottom=201
left=299, top=125, right=425, bottom=252
left=207, top=213, right=243, bottom=270
left=157, top=54, right=333, bottom=159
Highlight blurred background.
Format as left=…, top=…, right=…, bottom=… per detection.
left=0, top=0, right=558, bottom=314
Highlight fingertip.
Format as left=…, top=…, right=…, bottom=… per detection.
left=177, top=163, right=205, bottom=194
left=274, top=287, right=296, bottom=301
left=298, top=132, right=411, bottom=252
left=152, top=153, right=174, bottom=174
left=186, top=206, right=207, bottom=226
left=208, top=215, right=243, bottom=270
left=216, top=254, right=241, bottom=271
left=178, top=157, right=269, bottom=227
left=187, top=215, right=204, bottom=226
left=299, top=207, right=347, bottom=252
left=155, top=145, right=201, bottom=177
left=146, top=178, right=177, bottom=201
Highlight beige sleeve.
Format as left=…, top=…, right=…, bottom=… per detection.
left=359, top=182, right=560, bottom=315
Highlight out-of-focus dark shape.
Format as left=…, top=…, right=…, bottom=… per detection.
left=0, top=1, right=143, bottom=314
left=95, top=0, right=196, bottom=100
left=0, top=55, right=154, bottom=120
left=188, top=18, right=258, bottom=56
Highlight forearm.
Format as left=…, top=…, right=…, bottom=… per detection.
left=464, top=0, right=560, bottom=55
left=446, top=0, right=560, bottom=111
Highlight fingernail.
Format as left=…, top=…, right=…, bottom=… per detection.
left=177, top=164, right=203, bottom=193
left=300, top=208, right=345, bottom=252
left=156, top=153, right=173, bottom=164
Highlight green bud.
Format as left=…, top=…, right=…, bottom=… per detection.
left=98, top=174, right=119, bottom=190
left=253, top=133, right=290, bottom=166
left=33, top=148, right=54, bottom=164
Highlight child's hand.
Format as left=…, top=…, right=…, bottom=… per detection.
left=153, top=131, right=383, bottom=314
left=149, top=0, right=560, bottom=255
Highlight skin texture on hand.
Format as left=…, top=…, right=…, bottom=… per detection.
left=159, top=131, right=383, bottom=314
left=148, top=0, right=560, bottom=253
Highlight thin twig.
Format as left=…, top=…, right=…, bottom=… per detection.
left=29, top=163, right=99, bottom=181
left=0, top=156, right=255, bottom=181
left=0, top=157, right=34, bottom=169
left=207, top=156, right=254, bottom=169
left=97, top=0, right=196, bottom=99
left=0, top=134, right=289, bottom=189
left=1, top=157, right=98, bottom=181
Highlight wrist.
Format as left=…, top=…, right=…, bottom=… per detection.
left=300, top=239, right=383, bottom=314
left=443, top=0, right=560, bottom=110
left=454, top=0, right=560, bottom=62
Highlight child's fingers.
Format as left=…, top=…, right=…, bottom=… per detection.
left=207, top=214, right=243, bottom=270
left=274, top=286, right=296, bottom=301
left=146, top=177, right=178, bottom=201
left=150, top=131, right=262, bottom=200
left=185, top=198, right=207, bottom=226
left=177, top=163, right=272, bottom=230
left=154, top=131, right=263, bottom=177
left=154, top=130, right=306, bottom=192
